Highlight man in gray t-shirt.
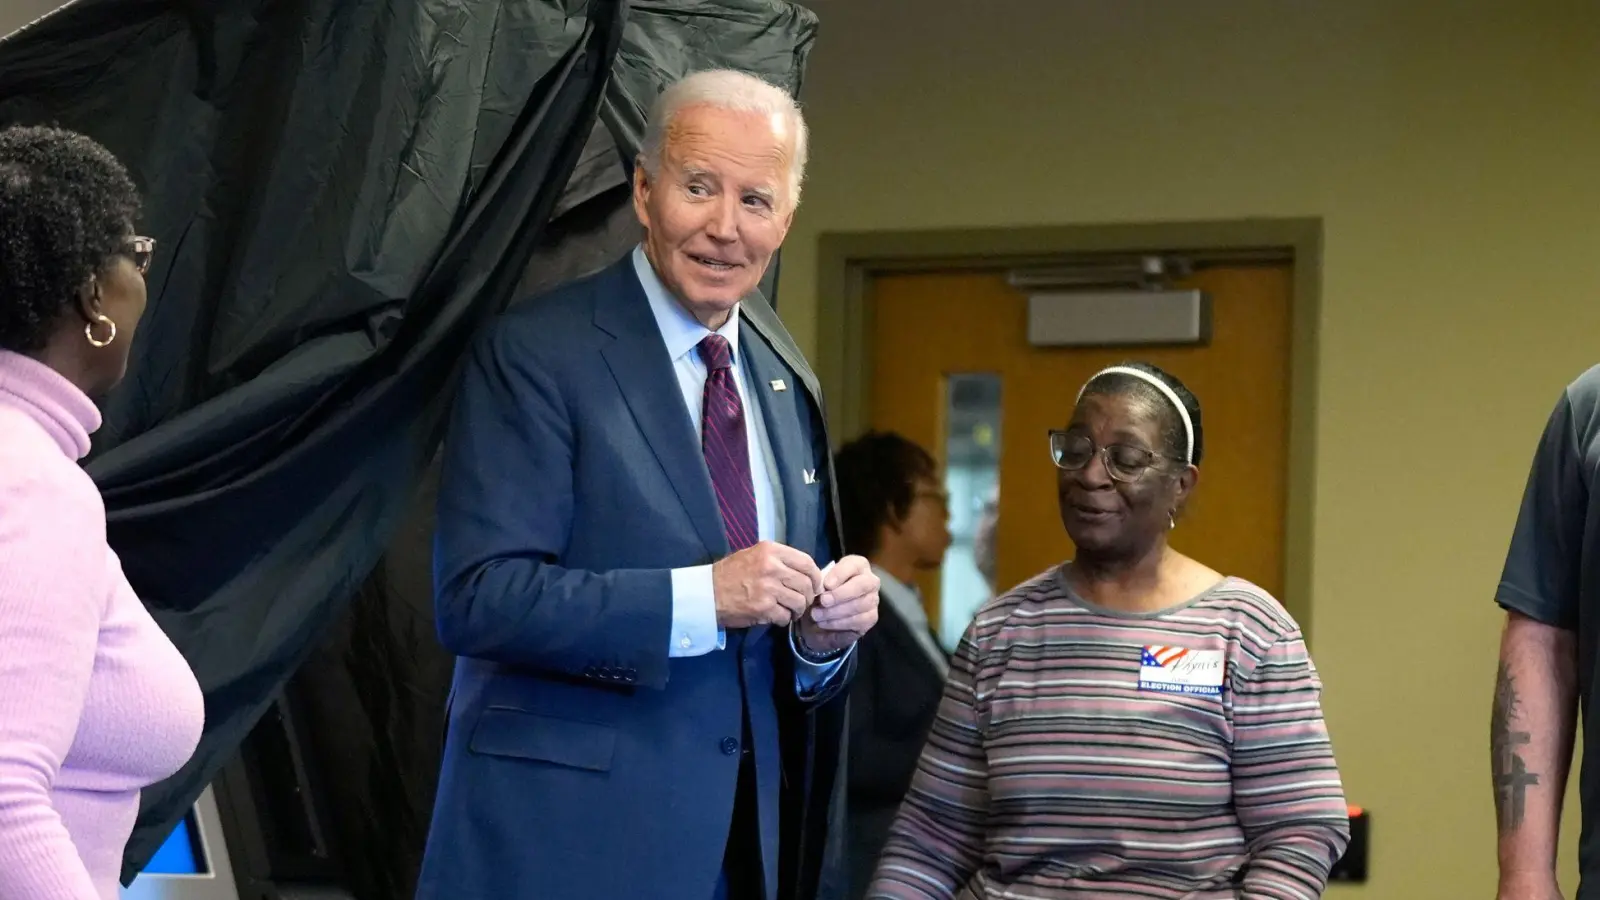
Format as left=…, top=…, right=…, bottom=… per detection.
left=1494, top=365, right=1600, bottom=900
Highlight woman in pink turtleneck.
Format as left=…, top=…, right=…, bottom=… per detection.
left=0, top=125, right=204, bottom=899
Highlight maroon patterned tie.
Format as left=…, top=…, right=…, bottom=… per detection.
left=698, top=334, right=758, bottom=552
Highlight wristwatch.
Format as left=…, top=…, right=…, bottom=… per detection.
left=792, top=625, right=847, bottom=663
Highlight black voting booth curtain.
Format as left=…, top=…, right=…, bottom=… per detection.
left=0, top=0, right=816, bottom=895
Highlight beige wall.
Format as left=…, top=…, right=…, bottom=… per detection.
left=781, top=1, right=1600, bottom=896
left=0, top=0, right=63, bottom=38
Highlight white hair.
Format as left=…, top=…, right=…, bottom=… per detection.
left=638, top=69, right=809, bottom=206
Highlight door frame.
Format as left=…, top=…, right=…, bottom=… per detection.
left=812, top=217, right=1323, bottom=635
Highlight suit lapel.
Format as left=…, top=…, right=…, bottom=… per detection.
left=741, top=292, right=821, bottom=401
left=594, top=260, right=726, bottom=559
left=740, top=326, right=815, bottom=562
left=741, top=292, right=844, bottom=557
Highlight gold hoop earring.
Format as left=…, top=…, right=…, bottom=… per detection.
left=85, top=314, right=117, bottom=348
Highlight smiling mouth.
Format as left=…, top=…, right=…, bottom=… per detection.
left=1069, top=503, right=1117, bottom=519
left=688, top=252, right=739, bottom=272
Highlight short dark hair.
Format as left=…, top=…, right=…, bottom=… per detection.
left=1079, top=361, right=1205, bottom=465
left=834, top=430, right=938, bottom=558
left=0, top=125, right=141, bottom=354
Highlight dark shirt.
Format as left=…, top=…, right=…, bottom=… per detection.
left=1496, top=364, right=1600, bottom=899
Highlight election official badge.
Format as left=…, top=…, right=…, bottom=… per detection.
left=1138, top=645, right=1225, bottom=696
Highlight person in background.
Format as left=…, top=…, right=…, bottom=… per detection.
left=417, top=69, right=880, bottom=900
left=834, top=431, right=953, bottom=897
left=971, top=486, right=998, bottom=598
left=869, top=361, right=1349, bottom=900
left=1489, top=365, right=1600, bottom=900
left=0, top=125, right=204, bottom=900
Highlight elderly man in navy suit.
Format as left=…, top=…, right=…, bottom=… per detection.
left=415, top=69, right=880, bottom=900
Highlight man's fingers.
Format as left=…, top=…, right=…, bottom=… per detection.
left=818, top=571, right=876, bottom=609
left=772, top=584, right=809, bottom=616
left=774, top=567, right=817, bottom=599
left=766, top=589, right=807, bottom=627
left=767, top=543, right=824, bottom=593
left=767, top=541, right=818, bottom=570
left=813, top=609, right=876, bottom=634
left=812, top=594, right=873, bottom=624
left=830, top=572, right=874, bottom=602
left=822, top=555, right=864, bottom=591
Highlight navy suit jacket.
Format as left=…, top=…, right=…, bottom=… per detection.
left=416, top=256, right=853, bottom=900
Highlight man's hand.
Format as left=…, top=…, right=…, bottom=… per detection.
left=712, top=541, right=823, bottom=629
left=1496, top=871, right=1564, bottom=900
left=795, top=554, right=879, bottom=656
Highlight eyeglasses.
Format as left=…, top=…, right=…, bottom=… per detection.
left=1048, top=430, right=1179, bottom=484
left=123, top=236, right=155, bottom=274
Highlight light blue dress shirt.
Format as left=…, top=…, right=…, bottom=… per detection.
left=632, top=246, right=850, bottom=692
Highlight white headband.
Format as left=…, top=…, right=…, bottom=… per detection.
left=1075, top=366, right=1194, bottom=464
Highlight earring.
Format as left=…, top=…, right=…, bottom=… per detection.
left=85, top=314, right=116, bottom=348
left=1168, top=512, right=1177, bottom=530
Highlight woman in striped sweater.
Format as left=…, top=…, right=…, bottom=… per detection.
left=868, top=362, right=1349, bottom=900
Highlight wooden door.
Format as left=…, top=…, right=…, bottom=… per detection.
left=866, top=264, right=1293, bottom=642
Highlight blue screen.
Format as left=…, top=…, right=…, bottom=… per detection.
left=142, top=814, right=206, bottom=875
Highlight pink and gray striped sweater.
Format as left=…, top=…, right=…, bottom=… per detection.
left=869, top=567, right=1349, bottom=900
left=0, top=350, right=204, bottom=899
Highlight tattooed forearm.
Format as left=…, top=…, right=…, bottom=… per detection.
left=1492, top=661, right=1540, bottom=833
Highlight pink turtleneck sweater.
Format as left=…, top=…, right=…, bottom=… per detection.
left=0, top=350, right=204, bottom=900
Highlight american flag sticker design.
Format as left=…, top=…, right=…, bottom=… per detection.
left=1138, top=645, right=1226, bottom=696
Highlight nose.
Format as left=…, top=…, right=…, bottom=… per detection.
left=706, top=194, right=738, bottom=242
left=1072, top=449, right=1114, bottom=489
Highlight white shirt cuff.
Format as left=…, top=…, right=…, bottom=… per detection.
left=669, top=565, right=725, bottom=656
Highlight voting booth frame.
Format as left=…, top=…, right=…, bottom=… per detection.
left=124, top=691, right=354, bottom=900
